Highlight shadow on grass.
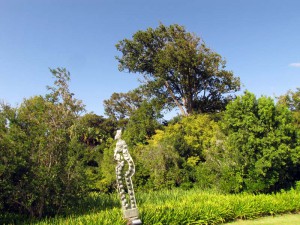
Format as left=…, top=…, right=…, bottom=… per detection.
left=0, top=192, right=121, bottom=225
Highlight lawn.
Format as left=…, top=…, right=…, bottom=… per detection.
left=225, top=213, right=300, bottom=225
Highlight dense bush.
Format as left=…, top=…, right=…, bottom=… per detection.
left=70, top=113, right=116, bottom=192
left=124, top=92, right=300, bottom=193
left=220, top=91, right=300, bottom=193
left=129, top=114, right=221, bottom=190
left=123, top=100, right=163, bottom=147
left=0, top=69, right=88, bottom=217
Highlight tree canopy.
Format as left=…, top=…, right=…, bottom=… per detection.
left=116, top=23, right=241, bottom=115
left=278, top=88, right=300, bottom=128
left=103, top=88, right=145, bottom=121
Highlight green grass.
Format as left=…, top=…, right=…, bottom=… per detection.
left=1, top=189, right=300, bottom=225
left=224, top=213, right=300, bottom=225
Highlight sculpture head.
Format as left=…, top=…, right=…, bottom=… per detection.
left=115, top=129, right=122, bottom=140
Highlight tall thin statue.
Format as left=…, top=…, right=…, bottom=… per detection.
left=114, top=129, right=142, bottom=225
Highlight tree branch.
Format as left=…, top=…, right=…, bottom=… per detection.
left=165, top=80, right=187, bottom=116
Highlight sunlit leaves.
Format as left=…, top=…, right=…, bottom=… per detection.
left=116, top=23, right=240, bottom=115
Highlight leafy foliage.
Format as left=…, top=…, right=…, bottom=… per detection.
left=123, top=101, right=163, bottom=147
left=130, top=114, right=220, bottom=190
left=2, top=34, right=300, bottom=223
left=278, top=88, right=300, bottom=128
left=0, top=68, right=88, bottom=217
left=116, top=23, right=240, bottom=115
left=70, top=113, right=117, bottom=191
left=220, top=91, right=300, bottom=193
left=125, top=92, right=300, bottom=193
left=103, top=88, right=145, bottom=121
left=4, top=189, right=300, bottom=225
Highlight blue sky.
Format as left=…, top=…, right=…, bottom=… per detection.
left=0, top=0, right=300, bottom=116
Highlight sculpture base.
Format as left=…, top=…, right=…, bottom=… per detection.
left=130, top=218, right=142, bottom=225
left=124, top=208, right=142, bottom=225
left=124, top=208, right=139, bottom=219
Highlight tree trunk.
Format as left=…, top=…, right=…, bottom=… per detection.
left=164, top=81, right=187, bottom=116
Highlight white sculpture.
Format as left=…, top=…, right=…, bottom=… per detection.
left=114, top=129, right=142, bottom=225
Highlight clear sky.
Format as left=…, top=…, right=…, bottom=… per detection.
left=1, top=0, right=300, bottom=116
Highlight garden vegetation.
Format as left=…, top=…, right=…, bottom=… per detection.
left=1, top=24, right=300, bottom=224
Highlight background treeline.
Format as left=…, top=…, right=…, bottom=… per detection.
left=1, top=24, right=300, bottom=219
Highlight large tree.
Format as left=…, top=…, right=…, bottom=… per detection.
left=116, top=23, right=240, bottom=115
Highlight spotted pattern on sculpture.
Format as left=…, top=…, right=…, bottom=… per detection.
left=114, top=130, right=142, bottom=224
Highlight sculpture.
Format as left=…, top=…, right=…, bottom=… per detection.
left=114, top=129, right=142, bottom=225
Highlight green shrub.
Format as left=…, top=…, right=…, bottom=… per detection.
left=0, top=68, right=88, bottom=218
left=220, top=91, right=300, bottom=193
